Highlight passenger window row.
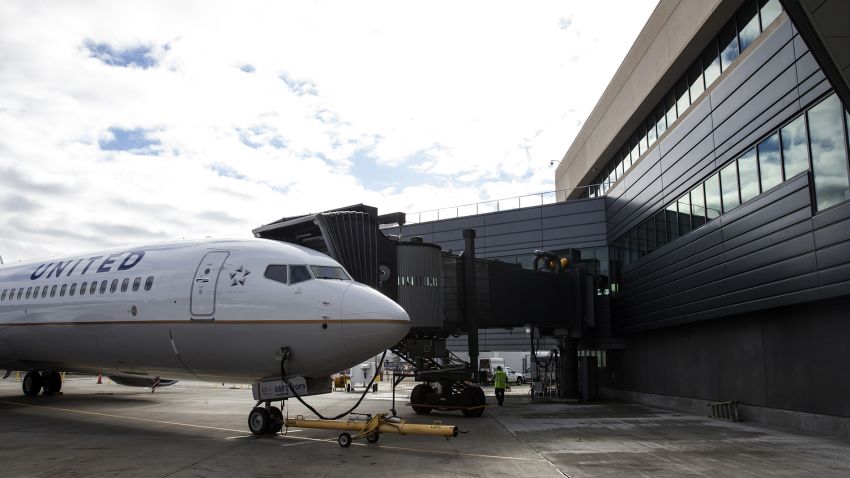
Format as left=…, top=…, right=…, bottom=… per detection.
left=588, top=0, right=783, bottom=198
left=612, top=93, right=850, bottom=269
left=0, top=276, right=155, bottom=302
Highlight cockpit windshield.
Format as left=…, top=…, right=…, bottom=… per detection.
left=309, top=265, right=351, bottom=281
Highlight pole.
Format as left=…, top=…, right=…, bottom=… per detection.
left=463, top=229, right=479, bottom=382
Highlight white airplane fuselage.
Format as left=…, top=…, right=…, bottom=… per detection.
left=0, top=238, right=410, bottom=384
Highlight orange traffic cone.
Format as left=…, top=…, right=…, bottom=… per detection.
left=97, top=374, right=102, bottom=384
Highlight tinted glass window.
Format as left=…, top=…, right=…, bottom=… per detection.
left=666, top=203, right=679, bottom=243
left=89, top=281, right=97, bottom=295
left=702, top=40, right=721, bottom=87
left=17, top=289, right=23, bottom=300
left=654, top=211, right=666, bottom=247
left=290, top=265, right=312, bottom=284
left=688, top=61, right=705, bottom=103
left=719, top=20, right=739, bottom=72
left=50, top=285, right=57, bottom=297
left=691, top=183, right=707, bottom=228
left=737, top=0, right=760, bottom=52
left=665, top=93, right=677, bottom=129
left=738, top=148, right=760, bottom=202
left=111, top=279, right=118, bottom=293
left=33, top=286, right=40, bottom=299
left=80, top=282, right=87, bottom=296
left=25, top=287, right=32, bottom=299
left=121, top=278, right=129, bottom=292
left=264, top=265, right=288, bottom=284
left=675, top=78, right=690, bottom=119
left=655, top=104, right=668, bottom=137
left=8, top=289, right=15, bottom=300
left=144, top=276, right=154, bottom=291
left=100, top=281, right=108, bottom=294
left=622, top=146, right=632, bottom=172
left=311, top=265, right=352, bottom=280
left=646, top=116, right=657, bottom=147
left=1, top=290, right=6, bottom=301
left=629, top=229, right=638, bottom=262
left=59, top=284, right=67, bottom=297
left=781, top=115, right=809, bottom=178
left=41, top=286, right=48, bottom=298
left=758, top=133, right=783, bottom=191
left=646, top=216, right=657, bottom=253
left=132, top=277, right=141, bottom=292
left=721, top=161, right=741, bottom=212
left=759, top=0, right=782, bottom=28
left=630, top=142, right=639, bottom=164
left=808, top=94, right=850, bottom=210
left=69, top=283, right=76, bottom=296
left=637, top=223, right=647, bottom=257
left=678, top=193, right=692, bottom=236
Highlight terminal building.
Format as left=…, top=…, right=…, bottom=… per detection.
left=390, top=0, right=850, bottom=434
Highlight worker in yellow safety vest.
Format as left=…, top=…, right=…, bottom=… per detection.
left=493, top=366, right=508, bottom=406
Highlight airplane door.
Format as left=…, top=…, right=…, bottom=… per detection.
left=190, top=251, right=229, bottom=316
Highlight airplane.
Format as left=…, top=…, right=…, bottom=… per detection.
left=0, top=238, right=410, bottom=434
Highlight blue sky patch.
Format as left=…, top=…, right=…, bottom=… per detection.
left=209, top=164, right=246, bottom=180
left=349, top=149, right=432, bottom=191
left=239, top=64, right=255, bottom=73
left=99, top=127, right=161, bottom=154
left=86, top=41, right=158, bottom=69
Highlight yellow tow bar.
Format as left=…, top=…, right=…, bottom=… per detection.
left=284, top=412, right=460, bottom=447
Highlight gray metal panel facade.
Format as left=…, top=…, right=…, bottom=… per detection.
left=387, top=198, right=607, bottom=260
left=610, top=15, right=850, bottom=333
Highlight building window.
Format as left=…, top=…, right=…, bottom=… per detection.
left=675, top=78, right=690, bottom=119
left=781, top=115, right=809, bottom=179
left=808, top=94, right=850, bottom=210
left=654, top=211, right=666, bottom=247
left=721, top=161, right=741, bottom=212
left=759, top=0, right=782, bottom=30
left=688, top=60, right=705, bottom=103
left=758, top=133, right=783, bottom=191
left=691, top=183, right=707, bottom=229
left=737, top=0, right=761, bottom=52
left=738, top=147, right=760, bottom=203
left=719, top=19, right=739, bottom=72
left=677, top=193, right=692, bottom=236
left=666, top=203, right=679, bottom=242
left=702, top=40, right=722, bottom=87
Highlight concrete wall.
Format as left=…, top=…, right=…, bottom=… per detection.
left=603, top=295, right=850, bottom=419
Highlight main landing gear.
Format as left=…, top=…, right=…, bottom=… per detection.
left=22, top=370, right=63, bottom=397
left=248, top=401, right=285, bottom=435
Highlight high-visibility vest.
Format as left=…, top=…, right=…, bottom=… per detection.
left=493, top=370, right=507, bottom=388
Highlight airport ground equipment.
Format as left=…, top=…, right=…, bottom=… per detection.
left=283, top=412, right=459, bottom=447
left=254, top=204, right=595, bottom=409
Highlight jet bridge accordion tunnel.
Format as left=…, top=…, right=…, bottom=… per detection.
left=253, top=204, right=595, bottom=407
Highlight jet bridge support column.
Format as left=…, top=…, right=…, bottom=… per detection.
left=463, top=229, right=479, bottom=382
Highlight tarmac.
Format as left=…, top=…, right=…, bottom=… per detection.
left=2, top=376, right=850, bottom=477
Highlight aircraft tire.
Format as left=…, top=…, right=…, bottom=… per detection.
left=461, top=386, right=485, bottom=417
left=43, top=371, right=62, bottom=395
left=410, top=384, right=433, bottom=415
left=22, top=371, right=43, bottom=397
left=248, top=407, right=270, bottom=435
left=268, top=406, right=283, bottom=434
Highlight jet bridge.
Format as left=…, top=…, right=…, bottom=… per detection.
left=253, top=204, right=594, bottom=412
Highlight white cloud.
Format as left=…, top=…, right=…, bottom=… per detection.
left=0, top=0, right=657, bottom=261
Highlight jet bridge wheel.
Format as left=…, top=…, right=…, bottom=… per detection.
left=22, top=371, right=43, bottom=397
left=461, top=386, right=485, bottom=417
left=410, top=384, right=434, bottom=415
left=248, top=407, right=271, bottom=435
left=43, top=371, right=62, bottom=395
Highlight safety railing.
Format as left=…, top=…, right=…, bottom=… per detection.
left=387, top=183, right=602, bottom=227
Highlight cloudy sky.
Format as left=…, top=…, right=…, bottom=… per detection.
left=0, top=0, right=656, bottom=262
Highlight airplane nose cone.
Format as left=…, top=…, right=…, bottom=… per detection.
left=340, top=283, right=410, bottom=346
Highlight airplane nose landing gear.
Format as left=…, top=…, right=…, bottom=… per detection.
left=248, top=401, right=284, bottom=435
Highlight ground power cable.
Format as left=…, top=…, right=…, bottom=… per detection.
left=279, top=347, right=388, bottom=421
